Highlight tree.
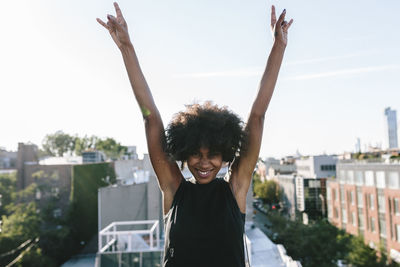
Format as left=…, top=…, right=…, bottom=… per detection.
left=0, top=172, right=17, bottom=216
left=42, top=131, right=75, bottom=157
left=267, top=214, right=351, bottom=267
left=254, top=180, right=282, bottom=205
left=15, top=246, right=57, bottom=267
left=1, top=202, right=41, bottom=240
left=95, top=137, right=127, bottom=160
left=73, top=135, right=99, bottom=156
left=346, top=235, right=381, bottom=267
left=41, top=131, right=128, bottom=160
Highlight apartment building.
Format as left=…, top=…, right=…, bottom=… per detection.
left=327, top=161, right=400, bottom=263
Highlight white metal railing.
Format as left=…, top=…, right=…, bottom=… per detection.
left=244, top=234, right=252, bottom=266
left=99, top=220, right=162, bottom=254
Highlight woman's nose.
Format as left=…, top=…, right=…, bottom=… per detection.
left=199, top=157, right=210, bottom=167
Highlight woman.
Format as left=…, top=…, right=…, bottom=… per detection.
left=97, top=3, right=292, bottom=266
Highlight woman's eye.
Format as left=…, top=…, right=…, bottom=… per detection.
left=192, top=152, right=201, bottom=157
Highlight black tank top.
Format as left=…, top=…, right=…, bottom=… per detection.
left=163, top=177, right=246, bottom=267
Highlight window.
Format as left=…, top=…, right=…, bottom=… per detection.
left=35, top=189, right=41, bottom=200
left=340, top=186, right=345, bottom=203
left=378, top=195, right=385, bottom=213
left=370, top=217, right=375, bottom=232
left=369, top=194, right=375, bottom=210
left=328, top=203, right=333, bottom=218
left=334, top=207, right=338, bottom=218
left=308, top=180, right=320, bottom=188
left=53, top=208, right=62, bottom=218
left=358, top=209, right=364, bottom=229
left=357, top=190, right=363, bottom=207
left=340, top=170, right=346, bottom=182
left=327, top=188, right=331, bottom=201
left=397, top=225, right=400, bottom=241
left=355, top=171, right=364, bottom=186
left=365, top=171, right=374, bottom=186
left=388, top=172, right=399, bottom=189
left=321, top=165, right=336, bottom=171
left=51, top=187, right=59, bottom=197
left=351, top=191, right=355, bottom=205
left=347, top=171, right=354, bottom=184
left=376, top=171, right=386, bottom=188
left=395, top=198, right=400, bottom=215
left=379, top=217, right=386, bottom=237
left=352, top=212, right=356, bottom=226
left=332, top=189, right=336, bottom=201
left=342, top=208, right=347, bottom=223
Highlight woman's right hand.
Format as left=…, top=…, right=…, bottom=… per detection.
left=96, top=2, right=132, bottom=50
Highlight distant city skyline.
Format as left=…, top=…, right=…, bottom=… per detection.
left=385, top=107, right=399, bottom=149
left=1, top=0, right=399, bottom=158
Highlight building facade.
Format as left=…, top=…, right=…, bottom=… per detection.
left=270, top=155, right=336, bottom=221
left=0, top=148, right=17, bottom=170
left=295, top=155, right=337, bottom=179
left=327, top=161, right=400, bottom=262
left=273, top=174, right=297, bottom=220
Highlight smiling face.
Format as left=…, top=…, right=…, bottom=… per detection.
left=187, top=147, right=223, bottom=184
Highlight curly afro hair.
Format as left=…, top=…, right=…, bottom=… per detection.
left=165, top=101, right=247, bottom=166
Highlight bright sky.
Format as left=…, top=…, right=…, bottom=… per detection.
left=1, top=0, right=399, bottom=158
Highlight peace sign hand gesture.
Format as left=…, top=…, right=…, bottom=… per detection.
left=270, top=6, right=293, bottom=47
left=96, top=2, right=132, bottom=50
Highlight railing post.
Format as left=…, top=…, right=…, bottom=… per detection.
left=128, top=233, right=132, bottom=251
left=156, top=222, right=160, bottom=249
left=98, top=232, right=102, bottom=252
left=150, top=230, right=153, bottom=250
left=113, top=224, right=116, bottom=251
left=106, top=234, right=110, bottom=251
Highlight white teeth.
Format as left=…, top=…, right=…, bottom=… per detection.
left=198, top=170, right=211, bottom=176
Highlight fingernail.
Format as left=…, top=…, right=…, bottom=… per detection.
left=107, top=14, right=112, bottom=19
left=283, top=9, right=286, bottom=13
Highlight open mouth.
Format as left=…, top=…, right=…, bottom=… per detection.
left=196, top=169, right=213, bottom=178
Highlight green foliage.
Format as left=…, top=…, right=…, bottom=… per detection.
left=346, top=235, right=379, bottom=267
left=11, top=183, right=37, bottom=204
left=0, top=236, right=22, bottom=266
left=268, top=214, right=347, bottom=267
left=39, top=226, right=77, bottom=264
left=254, top=180, right=282, bottom=204
left=68, top=163, right=116, bottom=246
left=267, top=213, right=399, bottom=267
left=0, top=172, right=17, bottom=215
left=1, top=202, right=41, bottom=240
left=16, top=246, right=57, bottom=267
left=95, top=137, right=127, bottom=160
left=73, top=135, right=99, bottom=155
left=41, top=131, right=127, bottom=160
left=42, top=130, right=75, bottom=157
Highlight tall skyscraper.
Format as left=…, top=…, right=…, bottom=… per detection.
left=384, top=107, right=398, bottom=149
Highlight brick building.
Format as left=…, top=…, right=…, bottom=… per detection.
left=327, top=161, right=400, bottom=263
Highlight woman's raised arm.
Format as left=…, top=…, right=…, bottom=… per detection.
left=97, top=3, right=183, bottom=208
left=230, top=6, right=293, bottom=213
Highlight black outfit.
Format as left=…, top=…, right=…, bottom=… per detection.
left=163, top=177, right=246, bottom=267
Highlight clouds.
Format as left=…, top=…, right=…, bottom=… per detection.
left=286, top=64, right=400, bottom=81
left=173, top=68, right=261, bottom=78
left=173, top=63, right=400, bottom=81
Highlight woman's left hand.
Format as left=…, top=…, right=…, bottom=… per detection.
left=270, top=6, right=293, bottom=47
